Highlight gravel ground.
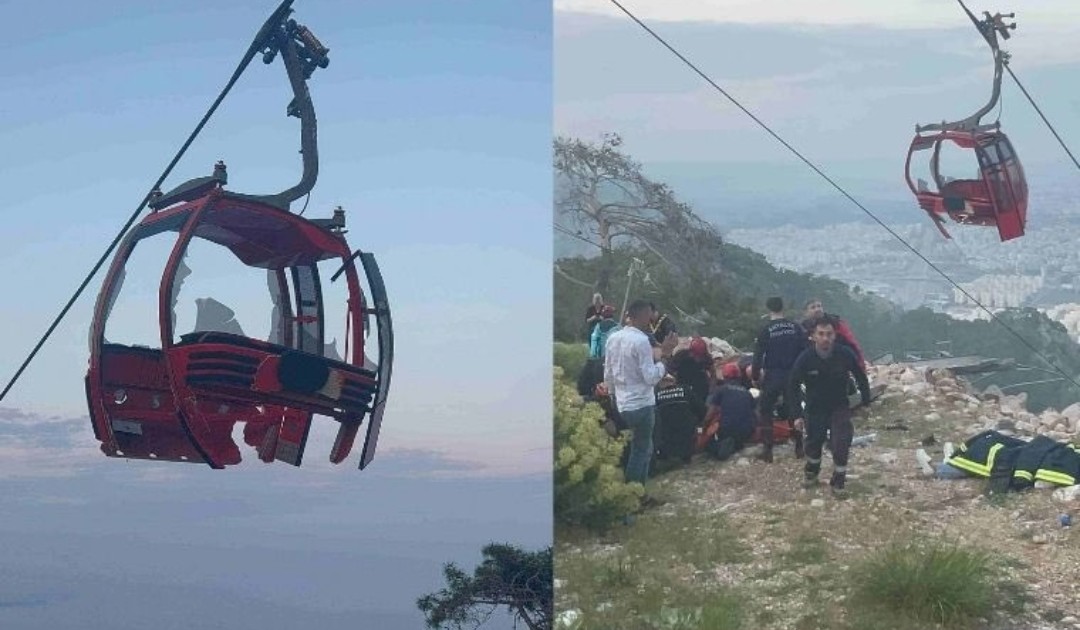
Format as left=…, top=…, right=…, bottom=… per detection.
left=557, top=364, right=1080, bottom=630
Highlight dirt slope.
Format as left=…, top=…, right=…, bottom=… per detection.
left=556, top=363, right=1080, bottom=630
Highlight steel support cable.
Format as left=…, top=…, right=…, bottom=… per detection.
left=1005, top=65, right=1080, bottom=172
left=0, top=0, right=295, bottom=403
left=606, top=0, right=1080, bottom=392
left=952, top=0, right=1080, bottom=172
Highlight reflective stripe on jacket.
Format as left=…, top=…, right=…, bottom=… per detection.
left=948, top=430, right=1080, bottom=488
left=946, top=430, right=1025, bottom=477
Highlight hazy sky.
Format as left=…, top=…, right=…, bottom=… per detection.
left=0, top=406, right=551, bottom=629
left=556, top=0, right=1080, bottom=185
left=556, top=0, right=1080, bottom=58
left=0, top=0, right=552, bottom=475
left=1, top=1, right=551, bottom=628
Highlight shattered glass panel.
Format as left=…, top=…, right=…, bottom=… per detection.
left=267, top=269, right=288, bottom=345
left=101, top=230, right=179, bottom=349
left=317, top=258, right=350, bottom=363
left=170, top=236, right=274, bottom=343
left=934, top=141, right=980, bottom=188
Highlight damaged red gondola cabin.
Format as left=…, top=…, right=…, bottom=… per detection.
left=84, top=5, right=393, bottom=470
left=904, top=5, right=1028, bottom=242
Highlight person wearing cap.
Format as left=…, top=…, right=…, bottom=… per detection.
left=688, top=336, right=709, bottom=363
left=667, top=336, right=711, bottom=414
left=652, top=337, right=712, bottom=466
left=751, top=296, right=809, bottom=463
left=704, top=362, right=758, bottom=461
left=653, top=356, right=707, bottom=468
left=603, top=299, right=678, bottom=491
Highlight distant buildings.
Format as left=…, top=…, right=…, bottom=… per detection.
left=726, top=208, right=1080, bottom=338
left=952, top=273, right=1044, bottom=308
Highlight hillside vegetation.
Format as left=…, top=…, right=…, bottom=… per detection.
left=555, top=243, right=1080, bottom=412
left=554, top=135, right=1080, bottom=413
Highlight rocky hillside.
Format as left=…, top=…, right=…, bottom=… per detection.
left=555, top=359, right=1080, bottom=630
left=881, top=362, right=1080, bottom=444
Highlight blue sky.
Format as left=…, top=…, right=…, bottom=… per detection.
left=0, top=1, right=552, bottom=628
left=0, top=0, right=553, bottom=473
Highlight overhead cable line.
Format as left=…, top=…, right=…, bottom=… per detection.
left=606, top=0, right=1080, bottom=393
left=951, top=0, right=1080, bottom=172
left=0, top=0, right=296, bottom=403
left=1003, top=65, right=1080, bottom=172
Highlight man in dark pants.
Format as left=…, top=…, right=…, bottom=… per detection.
left=653, top=376, right=703, bottom=467
left=788, top=317, right=871, bottom=496
left=751, top=296, right=808, bottom=463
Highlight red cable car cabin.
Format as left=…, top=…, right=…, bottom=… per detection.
left=85, top=185, right=393, bottom=470
left=905, top=129, right=1028, bottom=241
left=904, top=5, right=1028, bottom=242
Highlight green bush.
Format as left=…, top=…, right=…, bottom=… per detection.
left=849, top=541, right=1020, bottom=628
left=554, top=366, right=642, bottom=530
left=554, top=342, right=589, bottom=383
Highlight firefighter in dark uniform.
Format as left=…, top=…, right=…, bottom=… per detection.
left=751, top=296, right=808, bottom=463
left=788, top=316, right=871, bottom=495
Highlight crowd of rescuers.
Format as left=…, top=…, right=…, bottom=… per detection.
left=584, top=294, right=871, bottom=509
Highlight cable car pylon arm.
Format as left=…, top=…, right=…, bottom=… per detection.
left=917, top=2, right=1016, bottom=134
left=256, top=16, right=330, bottom=210
left=0, top=0, right=300, bottom=404
left=149, top=7, right=330, bottom=213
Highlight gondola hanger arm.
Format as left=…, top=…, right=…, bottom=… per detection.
left=0, top=0, right=301, bottom=404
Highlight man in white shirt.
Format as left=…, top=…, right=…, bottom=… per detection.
left=603, top=299, right=678, bottom=486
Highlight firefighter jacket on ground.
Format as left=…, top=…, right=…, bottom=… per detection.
left=946, top=430, right=1080, bottom=490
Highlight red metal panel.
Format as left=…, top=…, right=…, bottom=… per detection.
left=87, top=188, right=385, bottom=469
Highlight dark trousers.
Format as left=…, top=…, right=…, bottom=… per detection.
left=716, top=421, right=753, bottom=446
left=709, top=422, right=754, bottom=460
left=576, top=358, right=604, bottom=397
left=804, top=406, right=853, bottom=475
left=758, top=381, right=799, bottom=452
left=653, top=410, right=697, bottom=464
left=599, top=395, right=626, bottom=432
left=758, top=381, right=794, bottom=421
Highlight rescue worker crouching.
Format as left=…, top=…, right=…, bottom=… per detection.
left=653, top=367, right=705, bottom=469
left=704, top=362, right=758, bottom=461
